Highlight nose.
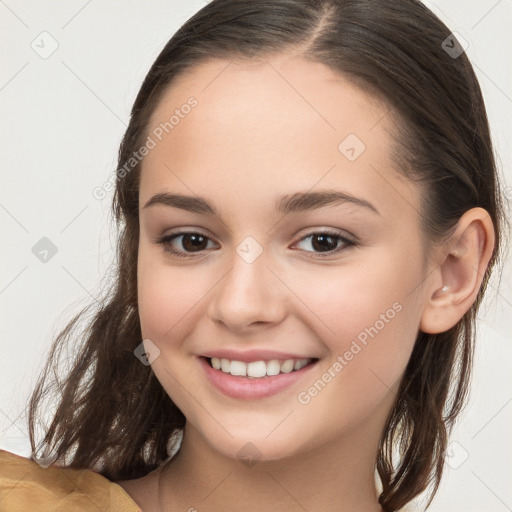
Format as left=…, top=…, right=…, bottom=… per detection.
left=206, top=248, right=288, bottom=333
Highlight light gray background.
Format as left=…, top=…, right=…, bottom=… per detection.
left=0, top=1, right=510, bottom=511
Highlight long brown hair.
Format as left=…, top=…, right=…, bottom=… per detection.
left=28, top=1, right=505, bottom=510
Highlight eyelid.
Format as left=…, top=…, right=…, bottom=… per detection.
left=155, top=227, right=217, bottom=245
left=291, top=227, right=357, bottom=245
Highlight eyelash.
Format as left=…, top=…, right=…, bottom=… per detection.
left=155, top=229, right=356, bottom=259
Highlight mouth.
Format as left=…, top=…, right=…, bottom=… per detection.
left=204, top=356, right=318, bottom=378
left=199, top=356, right=319, bottom=400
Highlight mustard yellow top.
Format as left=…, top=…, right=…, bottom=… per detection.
left=0, top=449, right=141, bottom=511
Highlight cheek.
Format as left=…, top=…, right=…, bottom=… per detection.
left=297, top=309, right=416, bottom=444
left=292, top=248, right=422, bottom=345
left=292, top=253, right=424, bottom=431
left=137, top=253, right=209, bottom=343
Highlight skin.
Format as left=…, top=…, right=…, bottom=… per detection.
left=117, top=55, right=495, bottom=511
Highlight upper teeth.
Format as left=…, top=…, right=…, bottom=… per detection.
left=210, top=357, right=311, bottom=378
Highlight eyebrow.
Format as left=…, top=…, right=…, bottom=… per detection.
left=143, top=190, right=380, bottom=216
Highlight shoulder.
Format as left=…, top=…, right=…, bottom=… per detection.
left=0, top=449, right=141, bottom=511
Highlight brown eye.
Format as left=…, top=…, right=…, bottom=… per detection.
left=156, top=231, right=218, bottom=258
left=180, top=234, right=208, bottom=252
left=310, top=234, right=339, bottom=252
left=293, top=231, right=355, bottom=258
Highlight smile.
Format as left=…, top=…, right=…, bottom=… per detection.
left=199, top=356, right=319, bottom=399
left=208, top=357, right=313, bottom=378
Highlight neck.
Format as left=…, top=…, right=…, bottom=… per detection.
left=158, top=419, right=385, bottom=512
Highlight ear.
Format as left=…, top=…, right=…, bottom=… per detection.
left=420, top=207, right=496, bottom=334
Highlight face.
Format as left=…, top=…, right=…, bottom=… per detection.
left=137, top=55, right=431, bottom=461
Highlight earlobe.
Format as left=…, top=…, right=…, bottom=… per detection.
left=420, top=208, right=495, bottom=334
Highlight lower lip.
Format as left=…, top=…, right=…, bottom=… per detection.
left=199, top=357, right=318, bottom=400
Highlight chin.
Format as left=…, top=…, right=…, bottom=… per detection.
left=210, top=435, right=304, bottom=464
left=192, top=415, right=327, bottom=466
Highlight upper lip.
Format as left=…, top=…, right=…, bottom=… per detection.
left=200, top=349, right=316, bottom=363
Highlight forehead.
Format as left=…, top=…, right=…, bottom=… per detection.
left=140, top=56, right=421, bottom=222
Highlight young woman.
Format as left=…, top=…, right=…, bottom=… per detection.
left=0, top=0, right=506, bottom=511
